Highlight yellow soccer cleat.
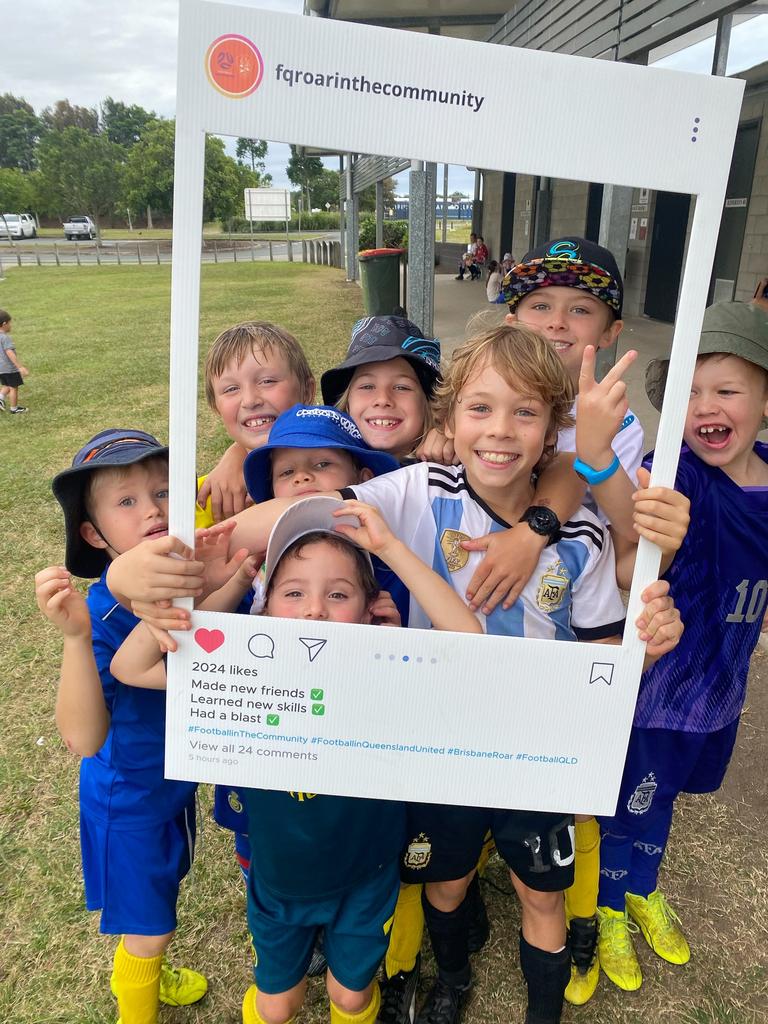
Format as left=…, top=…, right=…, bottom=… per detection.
left=597, top=906, right=642, bottom=991
left=565, top=916, right=600, bottom=1005
left=111, top=959, right=208, bottom=1007
left=625, top=890, right=691, bottom=965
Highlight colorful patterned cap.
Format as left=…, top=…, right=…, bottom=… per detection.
left=502, top=237, right=623, bottom=318
left=321, top=315, right=441, bottom=407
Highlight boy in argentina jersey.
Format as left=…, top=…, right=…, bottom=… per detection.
left=586, top=301, right=768, bottom=994
left=340, top=324, right=683, bottom=1024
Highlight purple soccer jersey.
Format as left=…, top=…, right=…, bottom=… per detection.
left=634, top=443, right=768, bottom=733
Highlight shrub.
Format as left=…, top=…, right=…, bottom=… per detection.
left=358, top=216, right=409, bottom=251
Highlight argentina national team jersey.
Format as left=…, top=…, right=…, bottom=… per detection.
left=635, top=443, right=768, bottom=733
left=342, top=462, right=625, bottom=640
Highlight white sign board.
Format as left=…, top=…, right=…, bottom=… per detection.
left=244, top=186, right=291, bottom=221
left=167, top=1, right=744, bottom=815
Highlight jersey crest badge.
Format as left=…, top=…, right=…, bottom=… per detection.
left=627, top=773, right=657, bottom=815
left=536, top=561, right=570, bottom=611
left=404, top=832, right=432, bottom=869
left=440, top=529, right=470, bottom=572
left=289, top=791, right=318, bottom=802
left=227, top=790, right=243, bottom=814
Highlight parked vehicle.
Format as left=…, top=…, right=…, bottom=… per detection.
left=63, top=216, right=96, bottom=241
left=0, top=213, right=37, bottom=239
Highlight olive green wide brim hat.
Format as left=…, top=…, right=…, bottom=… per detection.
left=645, top=301, right=768, bottom=412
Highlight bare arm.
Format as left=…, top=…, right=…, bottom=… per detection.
left=110, top=622, right=168, bottom=690
left=35, top=567, right=110, bottom=756
left=335, top=501, right=482, bottom=634
left=196, top=442, right=251, bottom=523
left=460, top=451, right=586, bottom=613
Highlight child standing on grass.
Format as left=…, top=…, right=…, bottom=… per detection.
left=108, top=494, right=483, bottom=1024
left=34, top=429, right=207, bottom=1024
left=0, top=308, right=29, bottom=413
left=580, top=300, right=768, bottom=993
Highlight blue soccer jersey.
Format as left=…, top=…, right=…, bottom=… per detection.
left=80, top=573, right=198, bottom=829
left=634, top=443, right=768, bottom=733
left=342, top=462, right=625, bottom=640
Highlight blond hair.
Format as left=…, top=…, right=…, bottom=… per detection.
left=434, top=322, right=574, bottom=436
left=204, top=321, right=314, bottom=409
left=335, top=364, right=436, bottom=457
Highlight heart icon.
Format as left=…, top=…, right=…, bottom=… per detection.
left=194, top=628, right=225, bottom=653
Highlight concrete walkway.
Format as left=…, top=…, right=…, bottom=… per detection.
left=432, top=273, right=674, bottom=447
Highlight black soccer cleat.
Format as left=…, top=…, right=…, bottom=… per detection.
left=414, top=977, right=470, bottom=1024
left=377, top=953, right=420, bottom=1024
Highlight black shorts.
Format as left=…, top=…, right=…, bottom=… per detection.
left=0, top=371, right=22, bottom=387
left=401, top=803, right=575, bottom=893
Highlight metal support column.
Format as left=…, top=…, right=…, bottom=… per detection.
left=471, top=169, right=483, bottom=237
left=407, top=160, right=436, bottom=335
left=344, top=153, right=358, bottom=282
left=376, top=180, right=384, bottom=248
left=712, top=15, right=732, bottom=76
left=533, top=177, right=552, bottom=247
left=339, top=155, right=346, bottom=272
left=442, top=163, right=449, bottom=243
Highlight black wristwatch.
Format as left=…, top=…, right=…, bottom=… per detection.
left=520, top=505, right=561, bottom=540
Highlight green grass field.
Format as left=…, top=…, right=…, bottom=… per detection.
left=0, top=262, right=766, bottom=1023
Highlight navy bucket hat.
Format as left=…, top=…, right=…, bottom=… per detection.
left=51, top=429, right=168, bottom=578
left=320, top=315, right=441, bottom=407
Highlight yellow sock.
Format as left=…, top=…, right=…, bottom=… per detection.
left=241, top=983, right=295, bottom=1024
left=110, top=938, right=163, bottom=1024
left=385, top=884, right=423, bottom=977
left=330, top=982, right=380, bottom=1024
left=565, top=817, right=600, bottom=921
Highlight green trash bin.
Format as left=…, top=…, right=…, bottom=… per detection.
left=358, top=247, right=404, bottom=316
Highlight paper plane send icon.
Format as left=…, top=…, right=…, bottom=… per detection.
left=300, top=637, right=327, bottom=663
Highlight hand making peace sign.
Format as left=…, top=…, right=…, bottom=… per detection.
left=576, top=344, right=638, bottom=469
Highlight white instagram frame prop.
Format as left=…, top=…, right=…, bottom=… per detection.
left=166, top=0, right=743, bottom=815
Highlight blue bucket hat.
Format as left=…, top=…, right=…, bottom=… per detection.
left=51, top=428, right=169, bottom=578
left=244, top=404, right=399, bottom=503
left=320, top=315, right=442, bottom=407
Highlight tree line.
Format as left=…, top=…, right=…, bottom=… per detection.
left=0, top=93, right=401, bottom=235
left=0, top=94, right=272, bottom=233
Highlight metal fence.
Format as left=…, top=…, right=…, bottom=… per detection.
left=0, top=238, right=343, bottom=270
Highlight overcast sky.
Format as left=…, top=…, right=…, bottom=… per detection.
left=4, top=1, right=768, bottom=199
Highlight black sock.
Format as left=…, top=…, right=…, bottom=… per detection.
left=422, top=888, right=472, bottom=989
left=519, top=932, right=570, bottom=1024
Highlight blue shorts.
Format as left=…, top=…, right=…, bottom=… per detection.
left=600, top=718, right=740, bottom=831
left=247, top=860, right=400, bottom=994
left=81, top=800, right=196, bottom=935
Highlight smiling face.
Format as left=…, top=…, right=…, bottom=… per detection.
left=511, top=286, right=622, bottom=386
left=270, top=446, right=368, bottom=499
left=212, top=346, right=309, bottom=451
left=684, top=353, right=768, bottom=484
left=446, top=358, right=554, bottom=520
left=80, top=459, right=169, bottom=559
left=344, top=357, right=428, bottom=457
left=265, top=538, right=372, bottom=623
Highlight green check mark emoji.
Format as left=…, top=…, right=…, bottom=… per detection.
left=311, top=688, right=324, bottom=701
left=266, top=714, right=280, bottom=726
left=311, top=704, right=325, bottom=716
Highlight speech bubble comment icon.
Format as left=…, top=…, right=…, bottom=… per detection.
left=248, top=633, right=275, bottom=659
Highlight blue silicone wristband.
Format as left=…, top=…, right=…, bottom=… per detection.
left=573, top=453, right=621, bottom=485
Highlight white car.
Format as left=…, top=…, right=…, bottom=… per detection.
left=0, top=213, right=37, bottom=239
left=64, top=216, right=96, bottom=241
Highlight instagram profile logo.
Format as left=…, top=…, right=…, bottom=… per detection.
left=205, top=34, right=264, bottom=98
